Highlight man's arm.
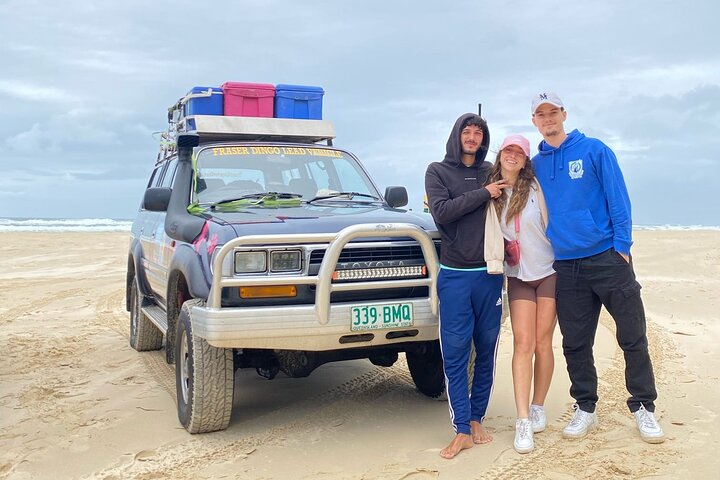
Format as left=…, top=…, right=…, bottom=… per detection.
left=598, top=146, right=633, bottom=256
left=425, top=166, right=491, bottom=224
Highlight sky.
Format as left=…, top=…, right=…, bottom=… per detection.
left=1, top=0, right=718, bottom=226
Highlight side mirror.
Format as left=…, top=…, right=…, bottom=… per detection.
left=143, top=187, right=172, bottom=212
left=384, top=186, right=408, bottom=208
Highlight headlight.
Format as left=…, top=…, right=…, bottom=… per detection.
left=270, top=250, right=302, bottom=272
left=235, top=251, right=267, bottom=274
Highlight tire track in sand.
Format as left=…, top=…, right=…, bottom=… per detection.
left=94, top=288, right=176, bottom=397
left=0, top=287, right=84, bottom=326
left=476, top=312, right=679, bottom=480
left=83, top=360, right=416, bottom=480
left=94, top=288, right=130, bottom=339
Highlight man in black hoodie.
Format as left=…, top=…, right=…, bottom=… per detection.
left=425, top=113, right=508, bottom=459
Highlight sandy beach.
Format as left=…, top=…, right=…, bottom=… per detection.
left=0, top=230, right=718, bottom=479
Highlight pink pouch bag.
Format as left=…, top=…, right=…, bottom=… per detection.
left=504, top=215, right=520, bottom=266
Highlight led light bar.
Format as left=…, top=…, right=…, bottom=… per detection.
left=332, top=265, right=427, bottom=281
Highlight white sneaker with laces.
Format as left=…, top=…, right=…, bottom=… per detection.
left=634, top=405, right=665, bottom=444
left=530, top=404, right=546, bottom=433
left=562, top=404, right=598, bottom=439
left=513, top=418, right=534, bottom=453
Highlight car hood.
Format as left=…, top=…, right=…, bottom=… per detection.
left=207, top=203, right=438, bottom=237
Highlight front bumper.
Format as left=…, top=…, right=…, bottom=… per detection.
left=191, top=297, right=438, bottom=350
left=195, top=223, right=441, bottom=350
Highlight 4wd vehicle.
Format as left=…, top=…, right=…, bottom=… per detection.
left=126, top=89, right=446, bottom=433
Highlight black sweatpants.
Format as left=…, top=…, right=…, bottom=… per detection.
left=554, top=248, right=657, bottom=414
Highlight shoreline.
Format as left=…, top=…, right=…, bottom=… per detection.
left=1, top=216, right=720, bottom=234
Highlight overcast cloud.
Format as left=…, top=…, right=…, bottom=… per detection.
left=1, top=0, right=718, bottom=225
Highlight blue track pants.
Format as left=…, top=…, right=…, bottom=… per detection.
left=437, top=267, right=503, bottom=435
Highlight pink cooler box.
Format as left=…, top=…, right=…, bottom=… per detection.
left=221, top=82, right=275, bottom=117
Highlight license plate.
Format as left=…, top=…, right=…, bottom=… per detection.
left=350, top=303, right=413, bottom=331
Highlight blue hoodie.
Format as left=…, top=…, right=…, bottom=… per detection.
left=532, top=129, right=632, bottom=260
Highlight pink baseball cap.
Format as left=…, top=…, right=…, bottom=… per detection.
left=500, top=134, right=530, bottom=157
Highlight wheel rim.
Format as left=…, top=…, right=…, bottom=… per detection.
left=179, top=329, right=190, bottom=404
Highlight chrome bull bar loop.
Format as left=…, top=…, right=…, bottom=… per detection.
left=207, top=223, right=439, bottom=325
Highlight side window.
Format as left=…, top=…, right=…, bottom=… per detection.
left=146, top=165, right=163, bottom=189
left=160, top=159, right=178, bottom=188
left=141, top=163, right=165, bottom=212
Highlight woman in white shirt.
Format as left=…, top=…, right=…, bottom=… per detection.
left=486, top=135, right=557, bottom=454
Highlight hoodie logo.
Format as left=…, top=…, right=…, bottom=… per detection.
left=568, top=159, right=584, bottom=179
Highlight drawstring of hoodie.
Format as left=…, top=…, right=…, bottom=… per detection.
left=550, top=147, right=565, bottom=180
left=544, top=130, right=581, bottom=180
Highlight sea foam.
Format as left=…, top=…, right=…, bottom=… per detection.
left=0, top=218, right=133, bottom=232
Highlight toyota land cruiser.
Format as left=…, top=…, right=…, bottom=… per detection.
left=126, top=93, right=445, bottom=433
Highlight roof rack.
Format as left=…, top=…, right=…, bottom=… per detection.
left=178, top=115, right=336, bottom=145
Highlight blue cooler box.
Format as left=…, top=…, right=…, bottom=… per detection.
left=184, top=86, right=224, bottom=116
left=274, top=84, right=324, bottom=119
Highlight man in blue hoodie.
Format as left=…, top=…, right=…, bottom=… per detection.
left=425, top=113, right=508, bottom=459
left=530, top=92, right=665, bottom=444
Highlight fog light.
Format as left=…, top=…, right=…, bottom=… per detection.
left=239, top=285, right=297, bottom=298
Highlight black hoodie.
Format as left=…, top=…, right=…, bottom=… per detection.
left=424, top=113, right=492, bottom=269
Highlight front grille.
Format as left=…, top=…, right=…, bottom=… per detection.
left=309, top=245, right=422, bottom=264
left=309, top=242, right=441, bottom=266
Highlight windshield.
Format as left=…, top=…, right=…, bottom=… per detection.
left=193, top=145, right=379, bottom=205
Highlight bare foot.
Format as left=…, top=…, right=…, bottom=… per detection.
left=439, top=433, right=474, bottom=459
left=470, top=421, right=493, bottom=444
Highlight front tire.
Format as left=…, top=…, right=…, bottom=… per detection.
left=175, top=299, right=234, bottom=434
left=129, top=277, right=163, bottom=351
left=407, top=341, right=477, bottom=399
left=407, top=340, right=445, bottom=398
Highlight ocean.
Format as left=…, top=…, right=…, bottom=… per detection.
left=0, top=218, right=133, bottom=232
left=634, top=225, right=720, bottom=231
left=0, top=217, right=718, bottom=233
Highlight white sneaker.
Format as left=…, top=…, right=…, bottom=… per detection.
left=530, top=404, right=546, bottom=433
left=513, top=418, right=534, bottom=453
left=634, top=405, right=665, bottom=444
left=562, top=404, right=598, bottom=439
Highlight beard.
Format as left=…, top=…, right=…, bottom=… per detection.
left=544, top=127, right=562, bottom=138
left=462, top=143, right=481, bottom=155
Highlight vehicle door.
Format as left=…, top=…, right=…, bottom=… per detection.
left=141, top=158, right=178, bottom=304
left=154, top=157, right=179, bottom=305
left=135, top=163, right=163, bottom=296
